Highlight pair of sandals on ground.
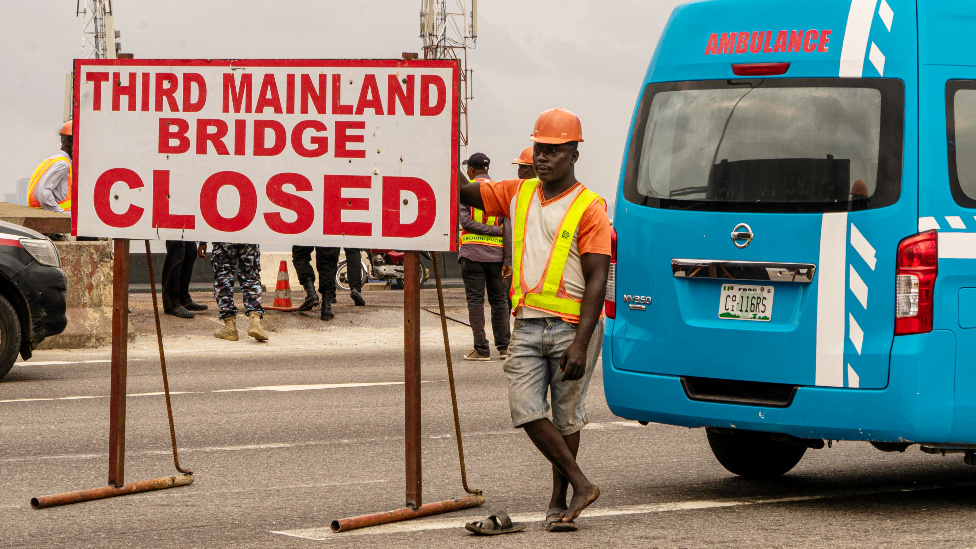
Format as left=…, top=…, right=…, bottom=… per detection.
left=464, top=507, right=579, bottom=535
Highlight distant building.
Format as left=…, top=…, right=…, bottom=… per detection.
left=16, top=178, right=28, bottom=206
left=2, top=194, right=16, bottom=204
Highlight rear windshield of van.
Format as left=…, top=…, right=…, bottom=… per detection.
left=623, top=79, right=904, bottom=213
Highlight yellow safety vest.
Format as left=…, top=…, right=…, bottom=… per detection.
left=460, top=179, right=504, bottom=248
left=510, top=178, right=603, bottom=322
left=27, top=153, right=72, bottom=212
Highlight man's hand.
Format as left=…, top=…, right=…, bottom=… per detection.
left=502, top=265, right=513, bottom=278
left=560, top=340, right=589, bottom=381
left=197, top=243, right=207, bottom=258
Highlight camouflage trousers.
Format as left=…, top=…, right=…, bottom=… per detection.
left=211, top=243, right=263, bottom=320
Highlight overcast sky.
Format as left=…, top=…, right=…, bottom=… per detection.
left=0, top=0, right=685, bottom=213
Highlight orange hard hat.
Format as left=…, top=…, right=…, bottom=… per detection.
left=59, top=121, right=73, bottom=137
left=529, top=107, right=583, bottom=144
left=512, top=146, right=533, bottom=165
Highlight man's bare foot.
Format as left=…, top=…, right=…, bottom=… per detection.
left=560, top=483, right=600, bottom=522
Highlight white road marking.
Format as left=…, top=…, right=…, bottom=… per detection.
left=14, top=359, right=112, bottom=367
left=946, top=216, right=967, bottom=230
left=938, top=232, right=976, bottom=259
left=848, top=364, right=860, bottom=388
left=849, top=265, right=869, bottom=309
left=849, top=313, right=864, bottom=355
left=816, top=213, right=848, bottom=387
left=0, top=381, right=442, bottom=404
left=878, top=0, right=894, bottom=31
left=0, top=422, right=640, bottom=464
left=919, top=217, right=941, bottom=232
left=869, top=42, right=886, bottom=76
left=273, top=482, right=976, bottom=540
left=214, top=382, right=405, bottom=393
left=850, top=223, right=877, bottom=270
left=840, top=0, right=880, bottom=77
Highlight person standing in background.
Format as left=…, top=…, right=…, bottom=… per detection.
left=162, top=241, right=208, bottom=318
left=513, top=146, right=537, bottom=180
left=459, top=152, right=512, bottom=361
left=292, top=246, right=365, bottom=321
left=28, top=121, right=73, bottom=214
left=210, top=243, right=268, bottom=342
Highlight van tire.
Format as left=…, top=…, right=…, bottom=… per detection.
left=706, top=429, right=806, bottom=479
left=0, top=294, right=23, bottom=380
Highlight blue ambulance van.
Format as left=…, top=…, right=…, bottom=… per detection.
left=603, top=0, right=976, bottom=478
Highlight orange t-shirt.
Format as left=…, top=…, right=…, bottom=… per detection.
left=480, top=179, right=611, bottom=319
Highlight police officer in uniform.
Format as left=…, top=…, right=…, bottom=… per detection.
left=210, top=243, right=268, bottom=341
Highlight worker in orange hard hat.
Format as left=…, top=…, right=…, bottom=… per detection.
left=27, top=121, right=74, bottom=214
left=513, top=146, right=536, bottom=180
left=459, top=107, right=609, bottom=533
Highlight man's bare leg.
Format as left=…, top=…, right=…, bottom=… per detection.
left=549, top=431, right=580, bottom=511
left=523, top=418, right=599, bottom=522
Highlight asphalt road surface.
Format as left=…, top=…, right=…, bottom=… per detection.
left=4, top=301, right=976, bottom=547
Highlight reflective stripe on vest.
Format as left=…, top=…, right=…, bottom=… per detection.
left=509, top=179, right=602, bottom=320
left=459, top=202, right=504, bottom=248
left=27, top=154, right=72, bottom=212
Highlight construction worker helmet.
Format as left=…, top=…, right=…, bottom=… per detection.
left=529, top=108, right=583, bottom=144
left=59, top=121, right=73, bottom=137
left=512, top=146, right=534, bottom=165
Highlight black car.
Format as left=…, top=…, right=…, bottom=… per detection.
left=0, top=221, right=67, bottom=379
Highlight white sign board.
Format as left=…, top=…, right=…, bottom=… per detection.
left=72, top=59, right=459, bottom=251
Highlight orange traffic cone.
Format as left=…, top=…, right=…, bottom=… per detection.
left=265, top=260, right=299, bottom=311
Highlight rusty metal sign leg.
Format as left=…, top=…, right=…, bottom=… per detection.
left=404, top=251, right=422, bottom=509
left=31, top=238, right=193, bottom=508
left=108, top=238, right=129, bottom=487
left=330, top=252, right=485, bottom=532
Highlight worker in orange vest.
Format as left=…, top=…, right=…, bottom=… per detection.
left=459, top=152, right=512, bottom=361
left=28, top=121, right=73, bottom=214
left=459, top=108, right=611, bottom=532
left=513, top=146, right=536, bottom=180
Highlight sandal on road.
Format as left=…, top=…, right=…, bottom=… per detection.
left=546, top=508, right=578, bottom=532
left=464, top=511, right=525, bottom=535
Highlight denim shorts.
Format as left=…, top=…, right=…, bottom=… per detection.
left=503, top=316, right=604, bottom=435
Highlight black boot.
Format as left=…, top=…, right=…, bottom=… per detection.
left=298, top=279, right=319, bottom=311
left=320, top=292, right=335, bottom=320
left=350, top=288, right=366, bottom=306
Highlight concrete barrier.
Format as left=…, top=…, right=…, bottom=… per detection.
left=37, top=240, right=134, bottom=350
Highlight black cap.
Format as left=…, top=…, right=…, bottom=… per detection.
left=462, top=152, right=490, bottom=170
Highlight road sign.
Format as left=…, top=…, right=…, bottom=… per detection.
left=72, top=59, right=459, bottom=251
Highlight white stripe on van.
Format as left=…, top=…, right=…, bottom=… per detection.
left=849, top=223, right=877, bottom=270
left=815, top=213, right=848, bottom=387
left=868, top=43, right=886, bottom=76
left=938, top=232, right=976, bottom=259
left=946, top=216, right=967, bottom=229
left=840, top=0, right=880, bottom=78
left=878, top=0, right=894, bottom=32
left=849, top=265, right=869, bottom=309
left=918, top=217, right=941, bottom=231
left=848, top=364, right=860, bottom=388
left=849, top=313, right=864, bottom=355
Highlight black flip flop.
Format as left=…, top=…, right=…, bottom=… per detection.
left=546, top=507, right=578, bottom=532
left=464, top=511, right=525, bottom=535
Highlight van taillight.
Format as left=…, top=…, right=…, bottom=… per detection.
left=605, top=228, right=617, bottom=319
left=895, top=231, right=938, bottom=336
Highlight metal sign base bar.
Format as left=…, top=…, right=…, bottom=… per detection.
left=31, top=474, right=194, bottom=509
left=330, top=495, right=486, bottom=532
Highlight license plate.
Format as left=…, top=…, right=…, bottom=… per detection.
left=718, top=284, right=774, bottom=321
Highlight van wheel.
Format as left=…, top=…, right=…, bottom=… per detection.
left=0, top=294, right=22, bottom=380
left=706, top=428, right=806, bottom=479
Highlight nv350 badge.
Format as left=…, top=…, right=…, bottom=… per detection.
left=623, top=294, right=652, bottom=311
